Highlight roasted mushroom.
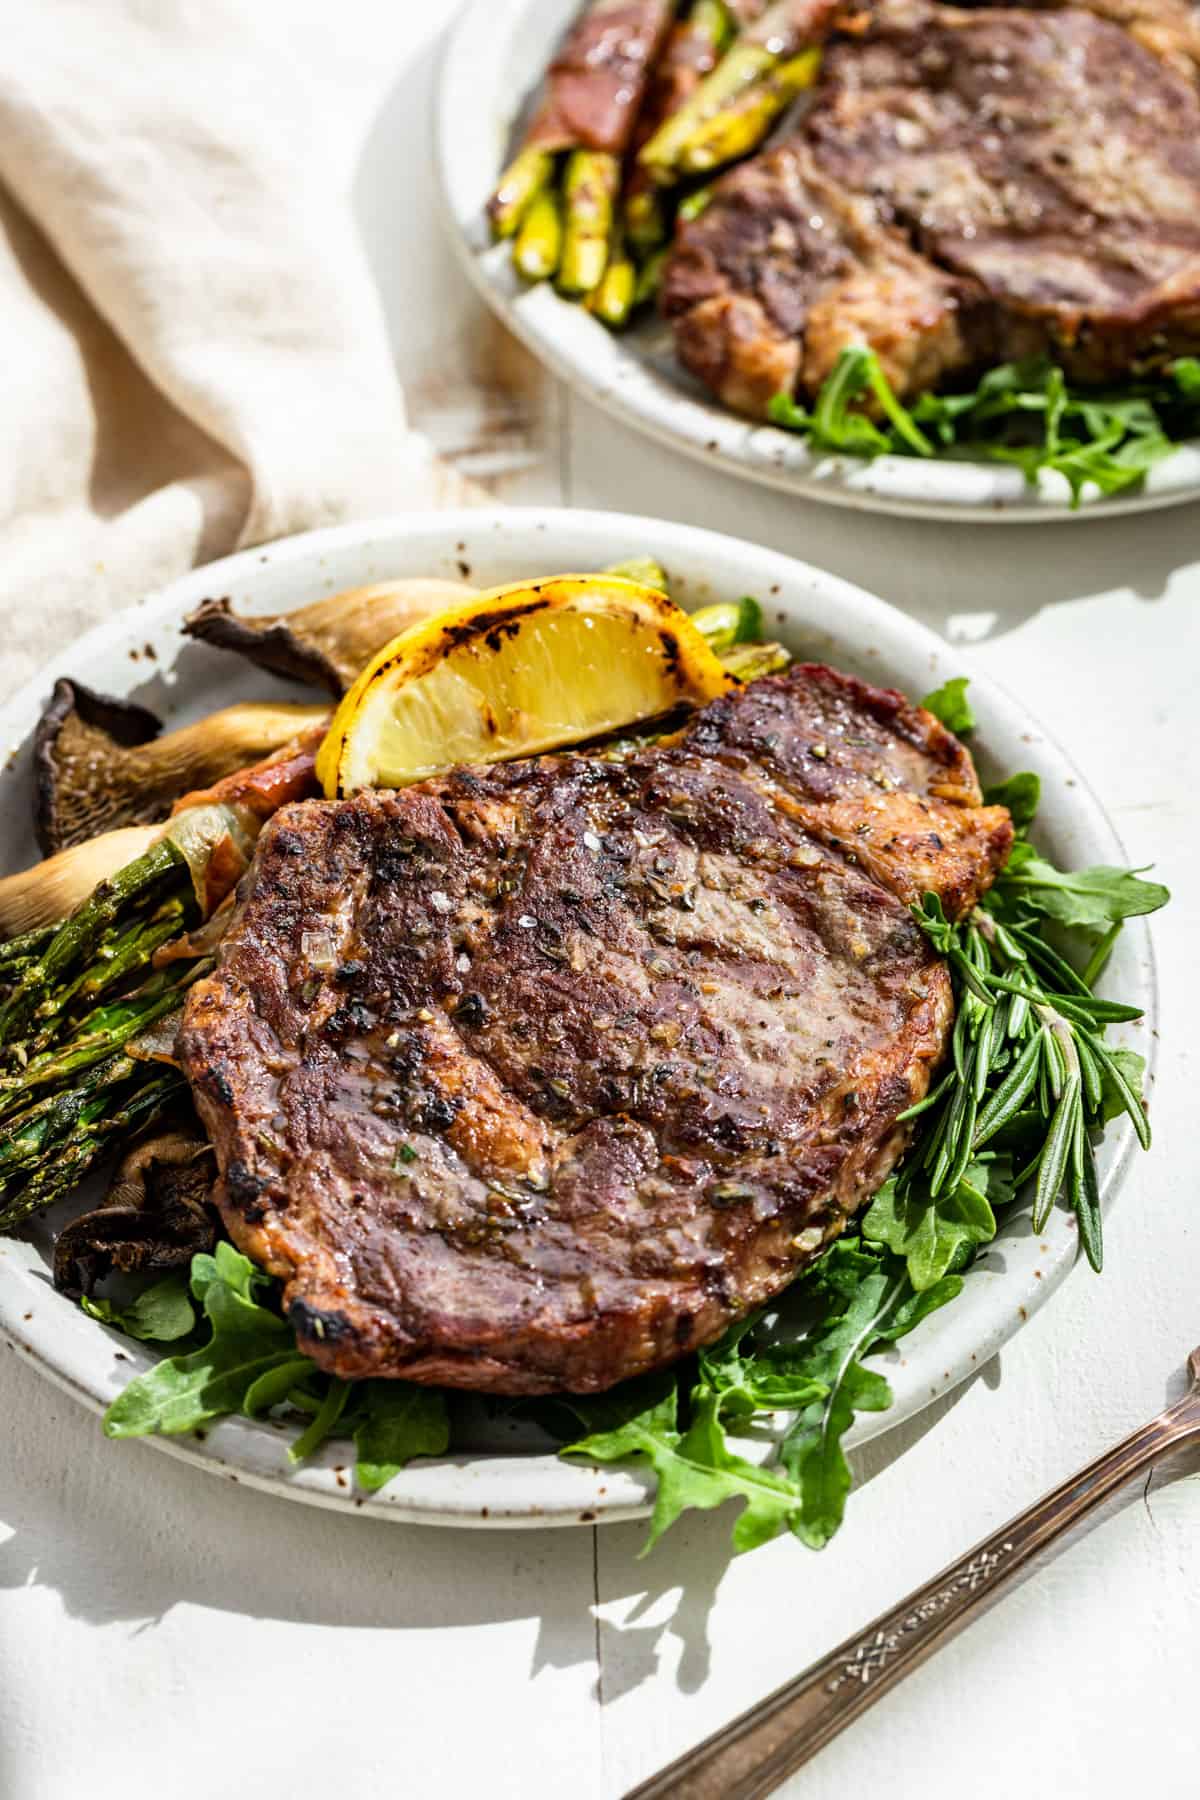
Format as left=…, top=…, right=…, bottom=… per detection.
left=53, top=1119, right=218, bottom=1298
left=34, top=676, right=327, bottom=853
left=182, top=577, right=477, bottom=695
left=0, top=824, right=164, bottom=939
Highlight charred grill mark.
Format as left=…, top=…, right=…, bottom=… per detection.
left=289, top=1299, right=356, bottom=1347
left=410, top=1091, right=461, bottom=1135
left=657, top=629, right=682, bottom=679
left=225, top=1159, right=267, bottom=1220
left=324, top=1001, right=375, bottom=1040
left=203, top=1065, right=234, bottom=1107
left=444, top=598, right=551, bottom=655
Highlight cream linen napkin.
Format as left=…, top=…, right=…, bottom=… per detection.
left=0, top=0, right=469, bottom=701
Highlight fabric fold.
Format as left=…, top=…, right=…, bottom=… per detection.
left=0, top=0, right=456, bottom=694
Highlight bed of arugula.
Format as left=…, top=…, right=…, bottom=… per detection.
left=88, top=677, right=1168, bottom=1552
left=768, top=349, right=1200, bottom=505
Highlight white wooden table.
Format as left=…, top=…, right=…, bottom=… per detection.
left=2, top=7, right=1198, bottom=1797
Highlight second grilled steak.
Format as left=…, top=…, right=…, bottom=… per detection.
left=663, top=0, right=1200, bottom=417
left=181, top=666, right=1012, bottom=1395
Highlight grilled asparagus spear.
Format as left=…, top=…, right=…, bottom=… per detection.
left=0, top=835, right=198, bottom=1227
left=558, top=150, right=621, bottom=294
left=513, top=186, right=564, bottom=281
left=624, top=0, right=734, bottom=246
left=490, top=0, right=674, bottom=253
left=488, top=146, right=555, bottom=241
left=639, top=0, right=834, bottom=180
left=589, top=246, right=638, bottom=327
left=675, top=46, right=820, bottom=171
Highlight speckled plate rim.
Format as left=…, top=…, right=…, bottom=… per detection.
left=0, top=508, right=1156, bottom=1527
left=437, top=0, right=1200, bottom=524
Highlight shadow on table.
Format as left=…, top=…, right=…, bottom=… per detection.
left=0, top=1340, right=978, bottom=1703
left=0, top=1348, right=595, bottom=1668
left=830, top=503, right=1194, bottom=644
left=3, top=1337, right=1197, bottom=1715
left=585, top=1368, right=1200, bottom=1714
left=583, top=1356, right=994, bottom=1708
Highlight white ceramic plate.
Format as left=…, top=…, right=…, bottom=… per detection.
left=437, top=0, right=1200, bottom=523
left=0, top=510, right=1155, bottom=1526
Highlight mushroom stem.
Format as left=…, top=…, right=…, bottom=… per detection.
left=0, top=827, right=163, bottom=939
left=117, top=703, right=327, bottom=792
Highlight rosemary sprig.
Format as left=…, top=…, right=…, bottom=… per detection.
left=872, top=875, right=1154, bottom=1282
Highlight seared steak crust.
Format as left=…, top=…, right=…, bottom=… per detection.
left=663, top=1, right=1200, bottom=416
left=181, top=668, right=1011, bottom=1394
left=663, top=137, right=985, bottom=415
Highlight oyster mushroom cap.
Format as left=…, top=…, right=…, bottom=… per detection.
left=33, top=676, right=327, bottom=854
left=34, top=680, right=160, bottom=854
left=182, top=577, right=478, bottom=695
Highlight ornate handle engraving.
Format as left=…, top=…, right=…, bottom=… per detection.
left=826, top=1542, right=1015, bottom=1693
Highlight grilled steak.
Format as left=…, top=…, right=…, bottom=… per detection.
left=663, top=135, right=985, bottom=418
left=663, top=0, right=1200, bottom=417
left=181, top=667, right=1012, bottom=1394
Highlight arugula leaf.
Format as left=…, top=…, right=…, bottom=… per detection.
left=555, top=1368, right=679, bottom=1440
left=782, top=1371, right=891, bottom=1551
left=984, top=771, right=1040, bottom=833
left=862, top=1160, right=1006, bottom=1291
left=877, top=1271, right=972, bottom=1343
left=99, top=1240, right=453, bottom=1491
left=768, top=392, right=812, bottom=433
left=242, top=1358, right=315, bottom=1416
left=769, top=348, right=1200, bottom=504
left=805, top=348, right=893, bottom=456
left=103, top=1245, right=293, bottom=1439
left=351, top=1382, right=452, bottom=1492
left=699, top=1317, right=828, bottom=1421
left=777, top=1248, right=961, bottom=1548
left=190, top=1239, right=269, bottom=1304
left=290, top=1378, right=351, bottom=1464
left=996, top=855, right=1170, bottom=933
left=563, top=1376, right=805, bottom=1555
left=82, top=1272, right=195, bottom=1342
left=921, top=676, right=975, bottom=736
left=563, top=1240, right=960, bottom=1555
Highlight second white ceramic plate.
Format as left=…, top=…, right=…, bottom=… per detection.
left=0, top=510, right=1155, bottom=1526
left=437, top=0, right=1200, bottom=523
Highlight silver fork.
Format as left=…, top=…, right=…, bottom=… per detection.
left=627, top=1348, right=1200, bottom=1800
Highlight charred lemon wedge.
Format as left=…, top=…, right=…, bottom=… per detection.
left=315, top=575, right=736, bottom=797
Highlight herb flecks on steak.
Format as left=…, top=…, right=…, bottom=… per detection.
left=180, top=667, right=1011, bottom=1395
left=663, top=0, right=1200, bottom=418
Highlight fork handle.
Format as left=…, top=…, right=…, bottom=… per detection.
left=627, top=1393, right=1200, bottom=1800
